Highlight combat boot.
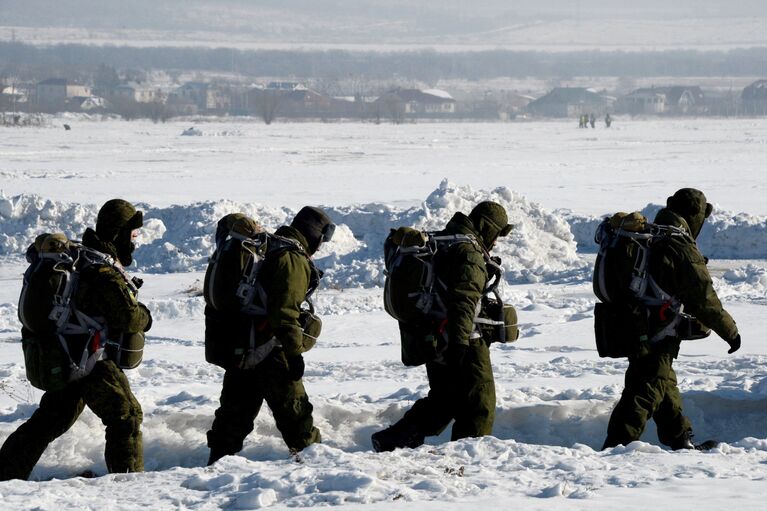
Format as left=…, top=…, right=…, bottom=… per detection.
left=671, top=430, right=718, bottom=451
left=371, top=421, right=424, bottom=453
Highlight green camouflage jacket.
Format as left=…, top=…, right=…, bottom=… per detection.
left=259, top=225, right=315, bottom=357
left=75, top=228, right=151, bottom=335
left=650, top=208, right=738, bottom=346
left=434, top=212, right=489, bottom=346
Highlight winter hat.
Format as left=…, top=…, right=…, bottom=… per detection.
left=96, top=199, right=143, bottom=242
left=469, top=201, right=512, bottom=249
left=667, top=188, right=711, bottom=238
left=291, top=206, right=334, bottom=255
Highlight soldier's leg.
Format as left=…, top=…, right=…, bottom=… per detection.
left=207, top=368, right=264, bottom=464
left=81, top=360, right=143, bottom=473
left=262, top=361, right=320, bottom=452
left=401, top=360, right=457, bottom=437
left=603, top=353, right=665, bottom=449
left=654, top=360, right=693, bottom=447
left=451, top=340, right=496, bottom=440
left=0, top=386, right=85, bottom=481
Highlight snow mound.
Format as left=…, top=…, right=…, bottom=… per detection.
left=564, top=204, right=767, bottom=259
left=0, top=182, right=586, bottom=286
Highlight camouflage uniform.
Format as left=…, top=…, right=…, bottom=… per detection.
left=603, top=189, right=740, bottom=449
left=207, top=208, right=333, bottom=464
left=0, top=199, right=151, bottom=480
left=372, top=202, right=513, bottom=451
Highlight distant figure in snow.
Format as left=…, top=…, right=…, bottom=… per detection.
left=63, top=124, right=71, bottom=131
left=589, top=113, right=596, bottom=128
left=604, top=113, right=612, bottom=128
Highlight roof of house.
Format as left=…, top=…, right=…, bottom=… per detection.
left=380, top=88, right=456, bottom=104
left=626, top=86, right=704, bottom=103
left=742, top=79, right=767, bottom=100
left=38, top=78, right=67, bottom=86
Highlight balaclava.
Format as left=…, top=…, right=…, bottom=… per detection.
left=468, top=201, right=513, bottom=249
left=96, top=199, right=143, bottom=266
left=666, top=188, right=712, bottom=239
left=290, top=206, right=334, bottom=255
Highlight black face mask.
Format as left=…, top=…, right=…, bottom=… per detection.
left=115, top=228, right=136, bottom=266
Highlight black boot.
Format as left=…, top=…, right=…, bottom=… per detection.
left=371, top=421, right=424, bottom=453
left=671, top=430, right=719, bottom=451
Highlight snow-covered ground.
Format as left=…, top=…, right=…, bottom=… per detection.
left=1, top=118, right=766, bottom=509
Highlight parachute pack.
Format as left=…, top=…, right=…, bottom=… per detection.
left=203, top=214, right=322, bottom=370
left=592, top=212, right=711, bottom=358
left=18, top=233, right=144, bottom=391
left=383, top=226, right=518, bottom=366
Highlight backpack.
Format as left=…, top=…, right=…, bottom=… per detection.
left=592, top=212, right=710, bottom=358
left=383, top=226, right=517, bottom=366
left=18, top=233, right=142, bottom=391
left=203, top=214, right=322, bottom=369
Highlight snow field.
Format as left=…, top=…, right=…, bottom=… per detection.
left=1, top=118, right=767, bottom=508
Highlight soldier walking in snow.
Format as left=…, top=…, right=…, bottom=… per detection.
left=372, top=202, right=513, bottom=452
left=600, top=188, right=741, bottom=450
left=0, top=199, right=151, bottom=480
left=205, top=207, right=335, bottom=463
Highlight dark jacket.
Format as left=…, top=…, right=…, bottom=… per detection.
left=650, top=208, right=738, bottom=344
left=258, top=225, right=316, bottom=357
left=433, top=213, right=489, bottom=347
left=75, top=228, right=151, bottom=336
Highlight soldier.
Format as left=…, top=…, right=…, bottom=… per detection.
left=602, top=188, right=741, bottom=450
left=371, top=201, right=513, bottom=452
left=206, top=206, right=335, bottom=464
left=0, top=199, right=151, bottom=480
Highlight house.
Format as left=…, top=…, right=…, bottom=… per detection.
left=112, top=83, right=164, bottom=104
left=526, top=87, right=611, bottom=117
left=36, top=78, right=68, bottom=105
left=36, top=79, right=92, bottom=107
left=248, top=86, right=346, bottom=120
left=176, top=82, right=209, bottom=110
left=617, top=86, right=705, bottom=115
left=373, top=88, right=457, bottom=120
left=176, top=82, right=230, bottom=111
left=1, top=85, right=28, bottom=104
left=741, top=79, right=767, bottom=115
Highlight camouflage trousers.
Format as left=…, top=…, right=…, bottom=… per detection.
left=603, top=351, right=692, bottom=449
left=401, top=338, right=496, bottom=442
left=0, top=360, right=143, bottom=481
left=207, top=355, right=321, bottom=464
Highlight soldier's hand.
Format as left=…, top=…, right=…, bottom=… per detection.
left=139, top=302, right=153, bottom=332
left=726, top=334, right=741, bottom=354
left=287, top=355, right=305, bottom=381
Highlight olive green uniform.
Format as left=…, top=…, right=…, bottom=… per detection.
left=0, top=227, right=150, bottom=480
left=207, top=226, right=321, bottom=462
left=603, top=190, right=739, bottom=449
left=400, top=213, right=495, bottom=440
left=374, top=204, right=511, bottom=451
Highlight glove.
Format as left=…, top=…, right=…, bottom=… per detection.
left=287, top=355, right=305, bottom=381
left=139, top=302, right=153, bottom=332
left=445, top=343, right=467, bottom=369
left=726, top=334, right=741, bottom=354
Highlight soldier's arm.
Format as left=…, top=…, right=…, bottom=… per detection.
left=90, top=266, right=151, bottom=333
left=444, top=247, right=487, bottom=346
left=674, top=244, right=738, bottom=341
left=266, top=251, right=311, bottom=357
